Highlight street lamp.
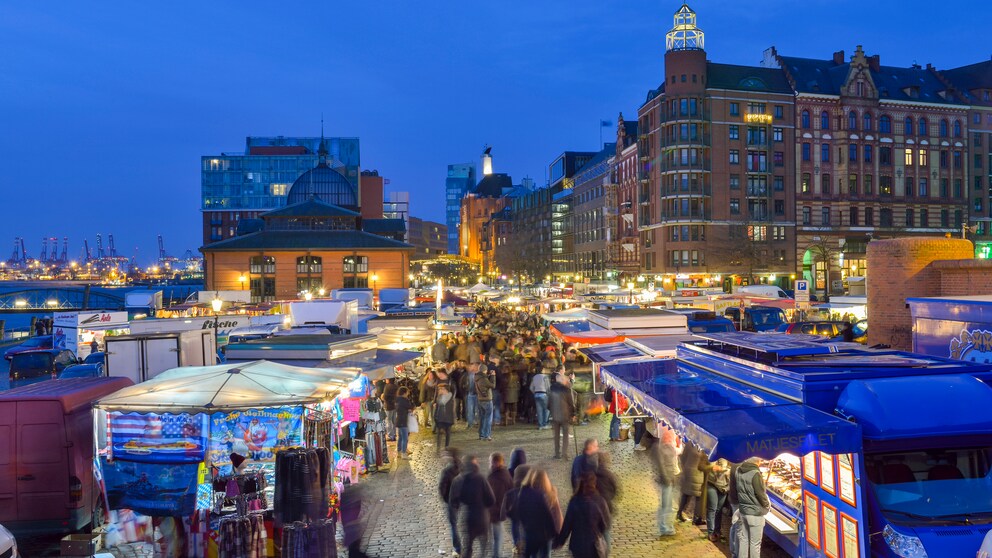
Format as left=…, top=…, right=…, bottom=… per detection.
left=211, top=295, right=223, bottom=338
left=303, top=291, right=313, bottom=302
left=238, top=273, right=247, bottom=290
left=627, top=281, right=635, bottom=304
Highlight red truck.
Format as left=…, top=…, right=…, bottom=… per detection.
left=0, top=377, right=132, bottom=534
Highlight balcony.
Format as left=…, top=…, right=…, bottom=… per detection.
left=661, top=185, right=712, bottom=198
left=745, top=164, right=769, bottom=174
left=660, top=211, right=712, bottom=223
left=746, top=185, right=770, bottom=197
left=660, top=161, right=712, bottom=173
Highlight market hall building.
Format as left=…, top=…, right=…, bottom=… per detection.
left=201, top=143, right=413, bottom=301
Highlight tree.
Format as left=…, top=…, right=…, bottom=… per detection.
left=804, top=238, right=840, bottom=302
left=714, top=222, right=769, bottom=285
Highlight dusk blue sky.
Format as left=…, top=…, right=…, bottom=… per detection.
left=1, top=1, right=988, bottom=263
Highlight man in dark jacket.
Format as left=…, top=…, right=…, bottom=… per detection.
left=487, top=453, right=514, bottom=558
left=548, top=372, right=576, bottom=459
left=394, top=387, right=413, bottom=459
left=434, top=384, right=456, bottom=454
left=730, top=458, right=770, bottom=558
left=450, top=455, right=496, bottom=558
left=476, top=363, right=496, bottom=441
left=438, top=448, right=463, bottom=556
left=554, top=472, right=611, bottom=558
left=382, top=379, right=398, bottom=441
left=515, top=482, right=558, bottom=557
left=571, top=439, right=600, bottom=491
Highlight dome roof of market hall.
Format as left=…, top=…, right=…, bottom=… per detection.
left=286, top=140, right=358, bottom=208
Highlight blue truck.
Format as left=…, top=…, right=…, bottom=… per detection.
left=599, top=332, right=992, bottom=557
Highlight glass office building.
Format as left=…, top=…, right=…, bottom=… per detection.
left=445, top=163, right=476, bottom=253
left=201, top=136, right=360, bottom=244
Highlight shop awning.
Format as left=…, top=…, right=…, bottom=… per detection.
left=321, top=349, right=422, bottom=381
left=600, top=359, right=861, bottom=461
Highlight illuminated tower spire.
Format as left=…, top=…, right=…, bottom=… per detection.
left=666, top=3, right=704, bottom=52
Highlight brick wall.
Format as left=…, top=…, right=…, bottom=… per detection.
left=866, top=237, right=973, bottom=349
left=932, top=259, right=992, bottom=296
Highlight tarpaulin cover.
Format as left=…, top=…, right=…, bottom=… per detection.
left=322, top=349, right=421, bottom=381
left=579, top=342, right=644, bottom=364
left=110, top=412, right=209, bottom=464
left=555, top=329, right=625, bottom=345
left=542, top=308, right=589, bottom=322
left=101, top=458, right=199, bottom=516
left=549, top=321, right=600, bottom=337
left=208, top=405, right=303, bottom=463
left=600, top=359, right=861, bottom=461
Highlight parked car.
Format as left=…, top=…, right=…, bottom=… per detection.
left=782, top=321, right=867, bottom=344
left=9, top=349, right=78, bottom=388
left=724, top=306, right=787, bottom=332
left=58, top=363, right=105, bottom=380
left=0, top=523, right=17, bottom=557
left=669, top=309, right=736, bottom=333
left=3, top=335, right=53, bottom=360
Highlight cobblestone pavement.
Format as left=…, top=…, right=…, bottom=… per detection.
left=359, top=413, right=790, bottom=558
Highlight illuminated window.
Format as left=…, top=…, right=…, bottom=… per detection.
left=802, top=173, right=811, bottom=193
left=904, top=148, right=914, bottom=166
left=919, top=149, right=928, bottom=166
left=271, top=183, right=288, bottom=196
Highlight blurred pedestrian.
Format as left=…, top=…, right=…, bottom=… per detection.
left=732, top=458, right=770, bottom=558
left=341, top=483, right=371, bottom=558
left=395, top=387, right=412, bottom=459
left=438, top=448, right=463, bottom=556
left=517, top=469, right=562, bottom=558
left=487, top=452, right=514, bottom=558
left=508, top=447, right=527, bottom=479
left=654, top=427, right=679, bottom=537
left=571, top=439, right=599, bottom=491
left=549, top=373, right=575, bottom=459
left=434, top=384, right=456, bottom=454
left=502, top=463, right=532, bottom=556
left=705, top=458, right=731, bottom=542
left=553, top=472, right=611, bottom=558
left=450, top=455, right=496, bottom=558
left=677, top=447, right=706, bottom=525
left=529, top=370, right=551, bottom=429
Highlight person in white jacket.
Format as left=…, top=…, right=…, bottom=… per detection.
left=654, top=427, right=679, bottom=537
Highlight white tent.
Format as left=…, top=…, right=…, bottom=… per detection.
left=94, top=360, right=354, bottom=414
left=541, top=307, right=589, bottom=322
left=467, top=282, right=492, bottom=294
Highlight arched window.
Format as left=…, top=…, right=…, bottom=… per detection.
left=905, top=117, right=914, bottom=135
left=939, top=119, right=949, bottom=137
left=863, top=112, right=873, bottom=131
left=821, top=111, right=830, bottom=130
left=954, top=120, right=962, bottom=138
left=848, top=111, right=858, bottom=130
left=918, top=118, right=928, bottom=136
left=801, top=110, right=810, bottom=129
left=880, top=115, right=892, bottom=133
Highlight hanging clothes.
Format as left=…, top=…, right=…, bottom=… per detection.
left=274, top=448, right=327, bottom=526
left=217, top=513, right=266, bottom=558
left=280, top=520, right=337, bottom=558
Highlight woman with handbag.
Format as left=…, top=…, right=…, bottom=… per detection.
left=554, top=472, right=611, bottom=558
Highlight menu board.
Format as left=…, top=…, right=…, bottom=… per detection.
left=804, top=492, right=820, bottom=549
left=803, top=452, right=818, bottom=484
left=841, top=514, right=860, bottom=558
left=838, top=454, right=857, bottom=506
left=822, top=502, right=839, bottom=558
left=820, top=452, right=836, bottom=495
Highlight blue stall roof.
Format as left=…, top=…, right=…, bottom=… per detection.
left=551, top=321, right=601, bottom=336
left=907, top=295, right=992, bottom=323
left=837, top=375, right=992, bottom=441
left=319, top=349, right=422, bottom=381
left=601, top=359, right=862, bottom=461
left=579, top=342, right=644, bottom=363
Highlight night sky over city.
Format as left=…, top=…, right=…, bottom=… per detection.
left=1, top=0, right=987, bottom=262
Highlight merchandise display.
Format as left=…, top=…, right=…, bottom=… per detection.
left=758, top=453, right=802, bottom=512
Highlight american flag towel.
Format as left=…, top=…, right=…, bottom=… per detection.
left=110, top=412, right=209, bottom=464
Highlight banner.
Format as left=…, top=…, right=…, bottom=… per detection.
left=208, top=406, right=303, bottom=465
left=110, top=412, right=209, bottom=464
left=101, top=457, right=199, bottom=517
left=339, top=398, right=362, bottom=423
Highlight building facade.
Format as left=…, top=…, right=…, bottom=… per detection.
left=408, top=217, right=448, bottom=261
left=201, top=136, right=361, bottom=245
left=445, top=163, right=477, bottom=254
left=549, top=151, right=596, bottom=279
left=383, top=191, right=411, bottom=241
left=638, top=4, right=796, bottom=288
left=573, top=145, right=616, bottom=281
left=768, top=47, right=972, bottom=296
left=459, top=173, right=511, bottom=268
left=611, top=115, right=640, bottom=279
left=502, top=187, right=554, bottom=283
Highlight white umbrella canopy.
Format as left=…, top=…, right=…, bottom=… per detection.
left=467, top=282, right=492, bottom=293
left=94, top=360, right=354, bottom=414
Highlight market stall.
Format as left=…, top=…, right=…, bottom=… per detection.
left=94, top=360, right=357, bottom=558
left=54, top=310, right=130, bottom=358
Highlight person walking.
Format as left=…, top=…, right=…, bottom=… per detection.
left=502, top=463, right=532, bottom=556
left=571, top=439, right=599, bottom=491
left=732, top=458, right=770, bottom=558
left=487, top=453, right=514, bottom=558
left=654, top=428, right=679, bottom=537
left=464, top=363, right=479, bottom=429
left=382, top=379, right=398, bottom=441
left=548, top=372, right=575, bottom=459
left=434, top=384, right=456, bottom=454
left=605, top=386, right=627, bottom=442
left=677, top=446, right=706, bottom=525
left=450, top=455, right=496, bottom=558
left=508, top=448, right=527, bottom=479
left=476, top=363, right=496, bottom=441
left=504, top=364, right=521, bottom=425
left=438, top=448, right=463, bottom=557
left=340, top=483, right=371, bottom=558
left=553, top=473, right=611, bottom=558
left=432, top=337, right=450, bottom=364
left=516, top=469, right=561, bottom=558
left=705, top=458, right=731, bottom=542
left=394, top=387, right=413, bottom=459
left=530, top=370, right=551, bottom=430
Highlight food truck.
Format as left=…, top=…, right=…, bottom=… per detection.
left=907, top=295, right=992, bottom=362
left=599, top=332, right=992, bottom=557
left=53, top=311, right=130, bottom=359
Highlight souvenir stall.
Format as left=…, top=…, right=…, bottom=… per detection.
left=94, top=360, right=355, bottom=558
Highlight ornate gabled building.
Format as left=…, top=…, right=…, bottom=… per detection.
left=768, top=46, right=972, bottom=297
left=610, top=114, right=640, bottom=279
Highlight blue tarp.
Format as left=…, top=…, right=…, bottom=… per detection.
left=551, top=321, right=600, bottom=335
left=579, top=342, right=643, bottom=364
left=601, top=359, right=862, bottom=461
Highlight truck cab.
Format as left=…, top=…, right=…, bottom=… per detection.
left=723, top=305, right=787, bottom=331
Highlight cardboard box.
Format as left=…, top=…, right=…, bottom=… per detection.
left=61, top=533, right=100, bottom=557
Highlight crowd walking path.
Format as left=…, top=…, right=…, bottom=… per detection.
left=358, top=413, right=789, bottom=558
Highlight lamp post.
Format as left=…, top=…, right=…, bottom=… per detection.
left=238, top=273, right=247, bottom=290
left=627, top=281, right=635, bottom=304
left=371, top=273, right=379, bottom=308
left=303, top=291, right=313, bottom=302
left=211, top=295, right=223, bottom=341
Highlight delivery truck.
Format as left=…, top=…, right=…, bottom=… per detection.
left=0, top=377, right=133, bottom=534
left=599, top=332, right=992, bottom=557
left=105, top=330, right=217, bottom=383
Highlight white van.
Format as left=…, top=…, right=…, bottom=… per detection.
left=735, top=285, right=790, bottom=299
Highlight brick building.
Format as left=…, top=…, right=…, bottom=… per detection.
left=610, top=114, right=640, bottom=281
left=407, top=217, right=448, bottom=261
left=637, top=4, right=796, bottom=289
left=502, top=187, right=554, bottom=282
left=573, top=144, right=616, bottom=281
left=768, top=46, right=972, bottom=297
left=459, top=173, right=510, bottom=269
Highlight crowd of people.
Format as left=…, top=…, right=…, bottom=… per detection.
left=359, top=301, right=772, bottom=558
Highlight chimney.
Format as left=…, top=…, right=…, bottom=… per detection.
left=832, top=50, right=845, bottom=65
left=481, top=146, right=493, bottom=176
left=868, top=55, right=881, bottom=72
